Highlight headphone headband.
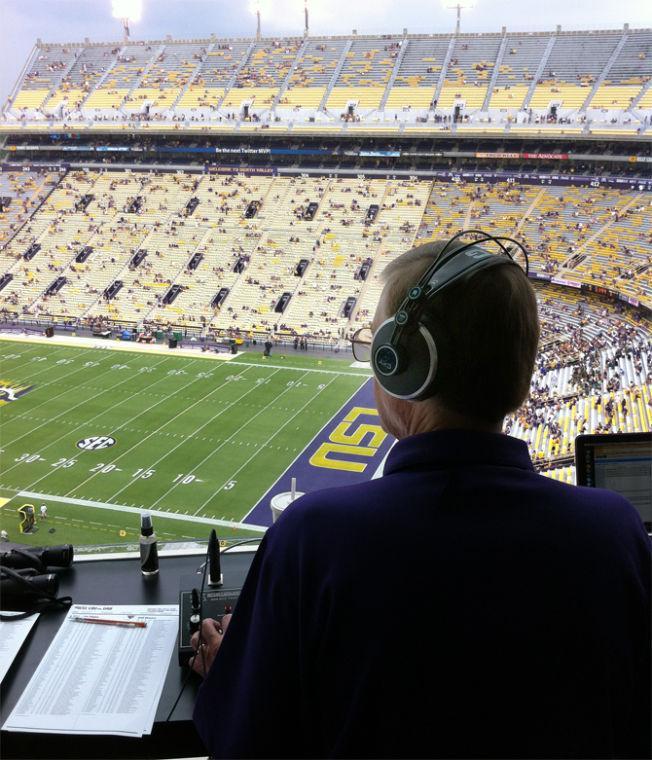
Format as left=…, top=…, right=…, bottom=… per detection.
left=372, top=231, right=530, bottom=401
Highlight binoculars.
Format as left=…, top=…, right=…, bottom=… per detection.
left=0, top=544, right=74, bottom=572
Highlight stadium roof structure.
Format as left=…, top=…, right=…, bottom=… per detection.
left=1, top=26, right=650, bottom=140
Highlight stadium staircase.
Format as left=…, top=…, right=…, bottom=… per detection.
left=556, top=192, right=644, bottom=273
left=431, top=37, right=456, bottom=111
left=629, top=78, right=652, bottom=113
left=142, top=227, right=214, bottom=322
left=481, top=30, right=509, bottom=112
left=581, top=30, right=629, bottom=112
left=463, top=202, right=475, bottom=230
left=319, top=40, right=352, bottom=113
left=2, top=44, right=39, bottom=116
left=24, top=223, right=103, bottom=313
left=521, top=32, right=556, bottom=111
left=0, top=170, right=65, bottom=252
left=40, top=48, right=84, bottom=113
left=513, top=189, right=546, bottom=236
left=379, top=34, right=409, bottom=112
left=121, top=44, right=166, bottom=110
left=271, top=39, right=310, bottom=112
left=170, top=42, right=216, bottom=110
left=217, top=41, right=256, bottom=112
left=78, top=224, right=152, bottom=320
left=77, top=46, right=125, bottom=112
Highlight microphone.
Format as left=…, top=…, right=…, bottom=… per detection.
left=208, top=530, right=223, bottom=587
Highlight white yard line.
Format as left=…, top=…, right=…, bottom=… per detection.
left=67, top=365, right=260, bottom=499
left=0, top=348, right=115, bottom=422
left=106, top=368, right=285, bottom=505
left=16, top=490, right=267, bottom=533
left=3, top=355, right=174, bottom=480
left=195, top=374, right=338, bottom=516
left=0, top=332, right=238, bottom=362
left=21, top=357, right=208, bottom=493
left=1, top=348, right=81, bottom=385
left=0, top=344, right=43, bottom=364
left=148, top=370, right=310, bottom=512
left=240, top=378, right=369, bottom=522
left=232, top=360, right=370, bottom=377
left=1, top=343, right=69, bottom=374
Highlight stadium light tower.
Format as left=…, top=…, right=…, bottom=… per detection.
left=112, top=0, right=143, bottom=43
left=251, top=0, right=262, bottom=40
left=304, top=0, right=309, bottom=37
left=445, top=0, right=474, bottom=35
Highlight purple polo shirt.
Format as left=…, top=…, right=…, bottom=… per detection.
left=194, top=430, right=651, bottom=759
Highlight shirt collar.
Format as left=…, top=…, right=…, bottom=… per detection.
left=384, top=429, right=535, bottom=475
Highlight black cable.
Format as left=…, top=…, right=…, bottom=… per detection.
left=220, top=537, right=263, bottom=554
left=165, top=535, right=263, bottom=721
left=165, top=537, right=211, bottom=722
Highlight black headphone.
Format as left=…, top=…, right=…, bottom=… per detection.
left=371, top=230, right=530, bottom=401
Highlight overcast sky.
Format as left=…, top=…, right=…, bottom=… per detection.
left=1, top=0, right=650, bottom=104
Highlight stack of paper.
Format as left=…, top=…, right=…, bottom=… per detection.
left=0, top=612, right=39, bottom=683
left=2, top=604, right=179, bottom=737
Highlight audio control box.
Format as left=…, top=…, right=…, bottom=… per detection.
left=178, top=583, right=241, bottom=665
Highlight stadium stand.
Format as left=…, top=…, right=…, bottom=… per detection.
left=1, top=171, right=649, bottom=324
left=4, top=27, right=649, bottom=133
left=0, top=169, right=61, bottom=245
left=278, top=38, right=349, bottom=114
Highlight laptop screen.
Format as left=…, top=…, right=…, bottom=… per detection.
left=576, top=434, right=652, bottom=532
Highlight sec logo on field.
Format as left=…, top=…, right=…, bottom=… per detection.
left=77, top=436, right=116, bottom=451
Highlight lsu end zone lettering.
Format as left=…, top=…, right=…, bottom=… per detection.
left=309, top=407, right=386, bottom=473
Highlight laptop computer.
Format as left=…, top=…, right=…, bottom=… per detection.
left=575, top=432, right=652, bottom=534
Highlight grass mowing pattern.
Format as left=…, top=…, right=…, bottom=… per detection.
left=0, top=340, right=368, bottom=548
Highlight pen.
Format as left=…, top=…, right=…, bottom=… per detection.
left=71, top=616, right=147, bottom=629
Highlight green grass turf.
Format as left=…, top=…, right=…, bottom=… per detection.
left=0, top=339, right=370, bottom=550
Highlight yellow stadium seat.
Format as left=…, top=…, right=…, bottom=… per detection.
left=221, top=87, right=278, bottom=107
left=279, top=87, right=325, bottom=107
left=529, top=84, right=587, bottom=109
left=385, top=87, right=434, bottom=108
left=11, top=89, right=49, bottom=109
left=587, top=85, right=642, bottom=109
left=489, top=85, right=528, bottom=110
left=84, top=88, right=129, bottom=108
left=437, top=84, right=487, bottom=108
left=177, top=87, right=224, bottom=107
left=326, top=87, right=385, bottom=109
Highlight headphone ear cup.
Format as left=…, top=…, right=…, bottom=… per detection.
left=372, top=318, right=438, bottom=400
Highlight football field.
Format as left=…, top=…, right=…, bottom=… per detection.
left=0, top=337, right=371, bottom=549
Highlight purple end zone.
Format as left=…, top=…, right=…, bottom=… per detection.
left=243, top=379, right=395, bottom=526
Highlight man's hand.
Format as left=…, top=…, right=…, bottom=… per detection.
left=189, top=615, right=232, bottom=677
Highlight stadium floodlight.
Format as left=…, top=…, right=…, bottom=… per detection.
left=444, top=0, right=474, bottom=35
left=111, top=0, right=143, bottom=42
left=250, top=0, right=262, bottom=40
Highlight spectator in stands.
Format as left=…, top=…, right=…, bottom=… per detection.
left=191, top=238, right=650, bottom=759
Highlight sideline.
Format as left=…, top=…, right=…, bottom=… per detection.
left=0, top=332, right=238, bottom=361
left=16, top=491, right=267, bottom=533
left=0, top=333, right=371, bottom=376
